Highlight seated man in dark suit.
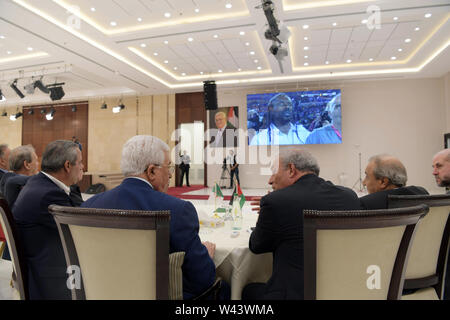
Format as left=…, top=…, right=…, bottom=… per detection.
left=0, top=144, right=11, bottom=185
left=242, top=149, right=361, bottom=300
left=13, top=140, right=84, bottom=299
left=82, top=135, right=229, bottom=300
left=360, top=154, right=428, bottom=210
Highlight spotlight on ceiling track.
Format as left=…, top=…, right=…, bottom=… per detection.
left=71, top=106, right=77, bottom=112
left=10, top=79, right=25, bottom=99
left=28, top=109, right=34, bottom=115
left=34, top=78, right=50, bottom=94
left=46, top=108, right=55, bottom=121
left=112, top=103, right=125, bottom=113
left=101, top=102, right=107, bottom=109
left=1, top=110, right=7, bottom=117
left=47, top=83, right=65, bottom=101
left=24, top=81, right=35, bottom=94
left=40, top=108, right=47, bottom=115
left=10, top=111, right=23, bottom=121
left=0, top=89, right=5, bottom=101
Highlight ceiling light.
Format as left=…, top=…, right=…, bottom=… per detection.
left=110, top=21, right=117, bottom=26
left=181, top=73, right=186, bottom=76
left=346, top=59, right=352, bottom=63
left=24, top=82, right=35, bottom=94
left=332, top=22, right=337, bottom=27
left=200, top=71, right=204, bottom=75
left=137, top=18, right=142, bottom=22
left=245, top=42, right=250, bottom=46
left=254, top=59, right=258, bottom=63
left=40, top=109, right=46, bottom=115
left=304, top=46, right=309, bottom=50
left=225, top=3, right=232, bottom=9
left=101, top=102, right=107, bottom=109
left=369, top=58, right=374, bottom=61
left=28, top=109, right=34, bottom=115
left=1, top=111, right=7, bottom=117
left=257, top=66, right=262, bottom=70
left=10, top=114, right=17, bottom=121
left=213, top=34, right=218, bottom=38
left=405, top=38, right=411, bottom=43
left=71, top=106, right=77, bottom=112
left=164, top=12, right=171, bottom=18
left=90, top=7, right=95, bottom=12
left=393, top=17, right=398, bottom=21
left=47, top=84, right=65, bottom=101
left=0, top=90, right=5, bottom=101
left=304, top=63, right=309, bottom=66
left=304, top=55, right=308, bottom=59
left=153, top=52, right=158, bottom=56
left=391, top=56, right=397, bottom=60
left=362, top=19, right=368, bottom=24
left=11, top=111, right=22, bottom=120
left=0, top=35, right=5, bottom=39
left=27, top=47, right=33, bottom=51
left=34, top=79, right=50, bottom=94
left=218, top=69, right=223, bottom=73
left=112, top=103, right=125, bottom=113
left=164, top=60, right=168, bottom=64
left=238, top=68, right=242, bottom=71
left=6, top=51, right=11, bottom=55
left=174, top=67, right=178, bottom=70
left=195, top=8, right=200, bottom=13
left=415, top=27, right=420, bottom=31
left=10, top=79, right=25, bottom=99
left=424, top=13, right=432, bottom=18
left=325, top=61, right=329, bottom=64
left=240, top=31, right=245, bottom=36
left=46, top=109, right=55, bottom=120
left=398, top=48, right=403, bottom=52
left=188, top=37, right=194, bottom=42
left=302, top=25, right=309, bottom=29
left=304, top=37, right=308, bottom=41
left=140, top=43, right=146, bottom=48
left=250, top=51, right=255, bottom=55
left=164, top=40, right=169, bottom=45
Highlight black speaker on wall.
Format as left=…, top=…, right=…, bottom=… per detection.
left=203, top=80, right=218, bottom=110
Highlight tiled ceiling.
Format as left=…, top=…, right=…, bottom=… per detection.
left=0, top=0, right=448, bottom=106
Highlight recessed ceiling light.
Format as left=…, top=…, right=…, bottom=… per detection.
left=174, top=67, right=178, bottom=70
left=0, top=35, right=5, bottom=39
left=200, top=71, right=203, bottom=74
left=27, top=47, right=33, bottom=51
left=398, top=48, right=403, bottom=52
left=325, top=61, right=329, bottom=64
left=218, top=69, right=223, bottom=73
left=362, top=19, right=368, bottom=24
left=245, top=42, right=250, bottom=46
left=90, top=7, right=96, bottom=12
left=304, top=55, right=308, bottom=59
left=257, top=66, right=262, bottom=70
left=424, top=13, right=432, bottom=18
left=164, top=40, right=169, bottom=45
left=181, top=73, right=186, bottom=76
left=369, top=58, right=374, bottom=61
left=140, top=43, right=146, bottom=48
left=137, top=18, right=142, bottom=22
left=188, top=37, right=194, bottom=42
left=393, top=17, right=398, bottom=21
left=153, top=52, right=158, bottom=56
left=391, top=56, right=397, bottom=60
left=250, top=51, right=255, bottom=55
left=110, top=21, right=117, bottom=27
left=225, top=3, right=232, bottom=9
left=415, top=27, right=420, bottom=31
left=240, top=31, right=245, bottom=36
left=164, top=60, right=168, bottom=64
left=195, top=8, right=200, bottom=13
left=302, top=24, right=309, bottom=29
left=164, top=12, right=171, bottom=18
left=405, top=38, right=411, bottom=43
left=304, top=36, right=308, bottom=41
left=7, top=51, right=12, bottom=54
left=304, top=46, right=309, bottom=50
left=238, top=68, right=242, bottom=71
left=332, top=22, right=337, bottom=27
left=213, top=34, right=218, bottom=38
left=346, top=59, right=352, bottom=63
left=304, top=62, right=309, bottom=66
left=254, top=59, right=258, bottom=63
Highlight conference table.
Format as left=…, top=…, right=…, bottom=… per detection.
left=193, top=203, right=273, bottom=300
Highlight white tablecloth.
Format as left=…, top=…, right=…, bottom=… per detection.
left=195, top=204, right=272, bottom=300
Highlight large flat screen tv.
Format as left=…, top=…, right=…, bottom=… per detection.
left=247, top=89, right=341, bottom=145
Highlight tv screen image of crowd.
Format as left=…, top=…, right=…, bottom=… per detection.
left=247, top=89, right=342, bottom=146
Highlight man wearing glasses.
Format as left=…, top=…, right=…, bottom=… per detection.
left=82, top=135, right=228, bottom=300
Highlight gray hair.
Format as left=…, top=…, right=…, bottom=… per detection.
left=121, top=135, right=169, bottom=176
left=369, top=154, right=407, bottom=187
left=0, top=144, right=8, bottom=159
left=279, top=149, right=320, bottom=175
left=9, top=145, right=35, bottom=172
left=325, top=93, right=341, bottom=114
left=41, top=140, right=79, bottom=173
left=268, top=93, right=292, bottom=109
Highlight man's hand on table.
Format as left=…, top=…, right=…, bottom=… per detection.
left=202, top=241, right=216, bottom=259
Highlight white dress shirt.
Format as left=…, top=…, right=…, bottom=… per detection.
left=41, top=171, right=71, bottom=196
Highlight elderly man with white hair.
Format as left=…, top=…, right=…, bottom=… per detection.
left=82, top=135, right=229, bottom=300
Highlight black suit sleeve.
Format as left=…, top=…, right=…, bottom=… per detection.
left=249, top=196, right=281, bottom=254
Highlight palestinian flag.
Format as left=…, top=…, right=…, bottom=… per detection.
left=227, top=106, right=239, bottom=128
left=228, top=182, right=245, bottom=209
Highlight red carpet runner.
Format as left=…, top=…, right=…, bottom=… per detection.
left=167, top=185, right=259, bottom=201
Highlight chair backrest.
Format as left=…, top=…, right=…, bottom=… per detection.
left=303, top=204, right=428, bottom=300
left=388, top=194, right=450, bottom=298
left=0, top=197, right=29, bottom=300
left=48, top=204, right=170, bottom=300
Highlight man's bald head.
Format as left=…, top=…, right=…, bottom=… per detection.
left=363, top=154, right=407, bottom=194
left=432, top=149, right=450, bottom=187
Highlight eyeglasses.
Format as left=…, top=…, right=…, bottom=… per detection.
left=156, top=164, right=175, bottom=175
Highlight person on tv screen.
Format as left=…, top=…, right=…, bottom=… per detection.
left=249, top=93, right=310, bottom=145
left=305, top=93, right=342, bottom=144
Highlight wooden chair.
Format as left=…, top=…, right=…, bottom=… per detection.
left=388, top=194, right=450, bottom=300
left=303, top=204, right=429, bottom=300
left=0, top=197, right=29, bottom=300
left=48, top=204, right=170, bottom=300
